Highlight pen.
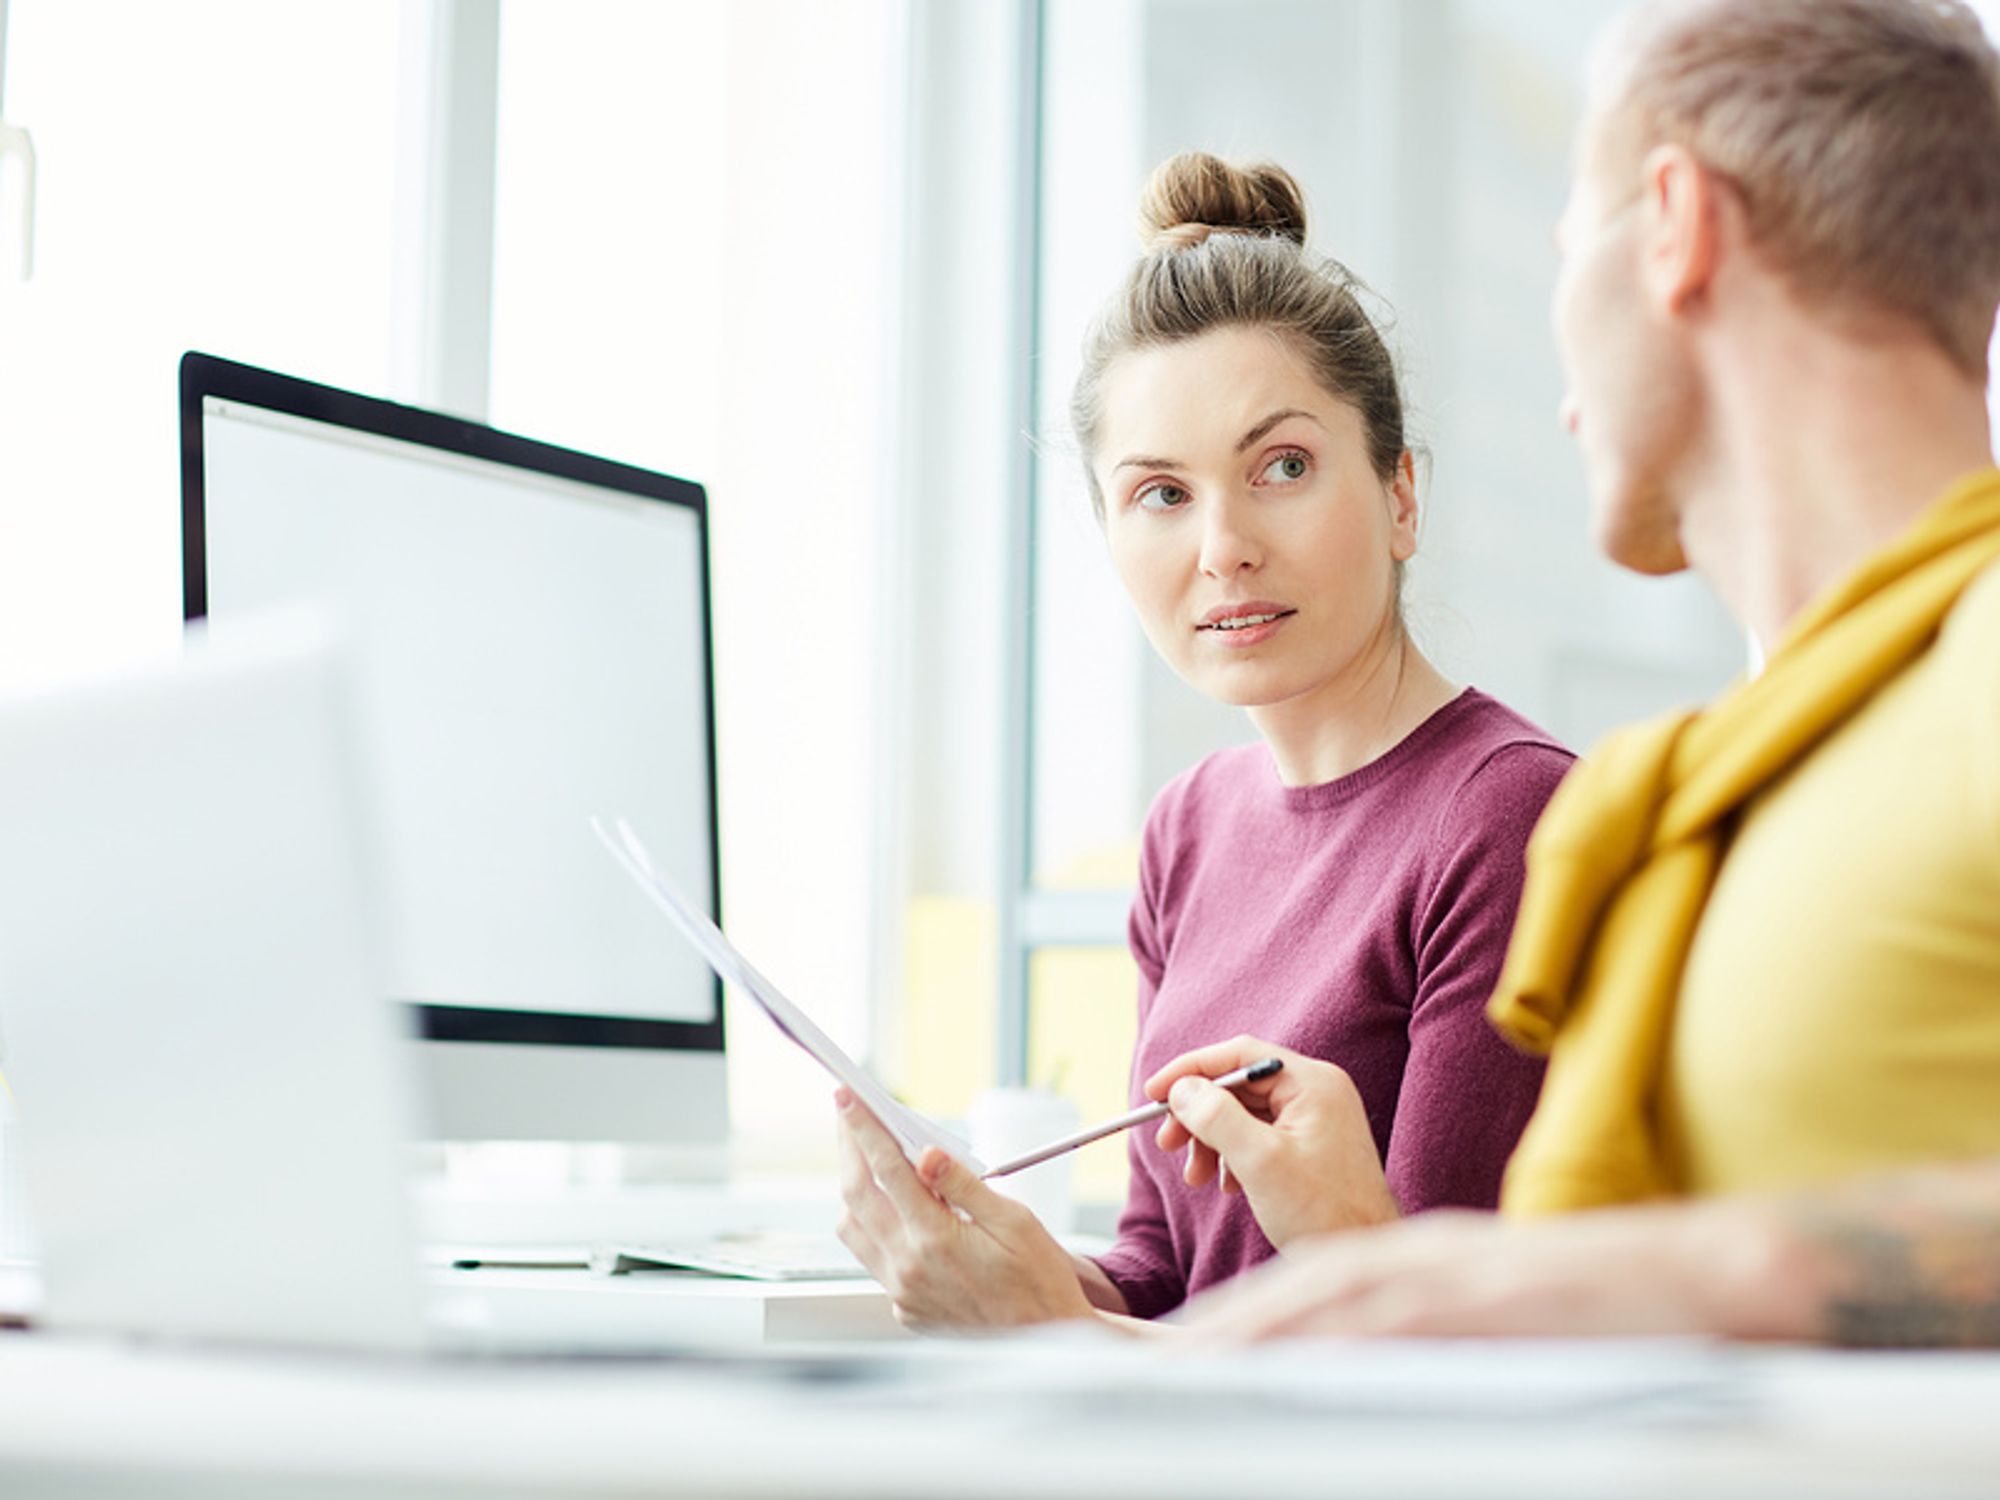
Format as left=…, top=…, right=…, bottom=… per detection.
left=980, top=1057, right=1284, bottom=1179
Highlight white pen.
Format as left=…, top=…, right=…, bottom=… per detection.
left=980, top=1058, right=1284, bottom=1179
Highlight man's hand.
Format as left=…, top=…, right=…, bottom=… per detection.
left=832, top=1088, right=1098, bottom=1331
left=1146, top=1036, right=1398, bottom=1250
left=1176, top=1199, right=1811, bottom=1342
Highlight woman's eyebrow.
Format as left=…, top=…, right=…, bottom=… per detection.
left=1113, top=408, right=1323, bottom=474
left=1236, top=408, right=1319, bottom=451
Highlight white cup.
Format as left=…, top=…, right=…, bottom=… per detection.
left=967, top=1087, right=1081, bottom=1236
left=0, top=1087, right=32, bottom=1263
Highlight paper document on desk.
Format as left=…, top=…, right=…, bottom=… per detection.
left=591, top=816, right=982, bottom=1172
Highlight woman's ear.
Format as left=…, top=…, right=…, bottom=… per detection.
left=1386, top=451, right=1420, bottom=562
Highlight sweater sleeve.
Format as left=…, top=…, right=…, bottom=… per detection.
left=1386, top=742, right=1572, bottom=1212
left=1087, top=815, right=1189, bottom=1319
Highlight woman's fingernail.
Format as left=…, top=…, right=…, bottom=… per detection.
left=833, top=1086, right=854, bottom=1110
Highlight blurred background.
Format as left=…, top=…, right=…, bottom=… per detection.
left=1, top=0, right=1995, bottom=1203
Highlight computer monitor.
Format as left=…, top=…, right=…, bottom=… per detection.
left=179, top=353, right=726, bottom=1158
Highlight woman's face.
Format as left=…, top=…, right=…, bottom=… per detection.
left=1092, top=325, right=1416, bottom=711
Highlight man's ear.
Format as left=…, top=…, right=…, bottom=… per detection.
left=1639, top=142, right=1721, bottom=317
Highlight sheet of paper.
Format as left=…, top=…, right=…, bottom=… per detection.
left=590, top=816, right=982, bottom=1172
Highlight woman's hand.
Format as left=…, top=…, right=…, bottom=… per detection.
left=1147, top=1035, right=1399, bottom=1250
left=832, top=1087, right=1097, bottom=1331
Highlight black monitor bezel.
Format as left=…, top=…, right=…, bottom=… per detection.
left=179, top=351, right=725, bottom=1055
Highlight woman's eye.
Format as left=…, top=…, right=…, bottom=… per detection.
left=1136, top=483, right=1191, bottom=512
left=1261, top=451, right=1310, bottom=484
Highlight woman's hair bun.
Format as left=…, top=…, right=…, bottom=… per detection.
left=1137, top=151, right=1308, bottom=252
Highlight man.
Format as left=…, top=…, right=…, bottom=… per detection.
left=1142, top=0, right=2000, bottom=1346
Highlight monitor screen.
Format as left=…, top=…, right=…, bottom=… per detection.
left=180, top=354, right=722, bottom=1060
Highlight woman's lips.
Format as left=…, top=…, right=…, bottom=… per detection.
left=1196, top=605, right=1295, bottom=648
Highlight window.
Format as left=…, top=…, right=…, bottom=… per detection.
left=0, top=0, right=404, bottom=693
left=486, top=1, right=907, bottom=1167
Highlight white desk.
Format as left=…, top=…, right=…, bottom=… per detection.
left=1, top=1258, right=905, bottom=1350
left=431, top=1264, right=902, bottom=1348
left=3, top=1331, right=1999, bottom=1497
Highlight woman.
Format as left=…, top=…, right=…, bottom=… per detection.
left=833, top=152, right=1572, bottom=1328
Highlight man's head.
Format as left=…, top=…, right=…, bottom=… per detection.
left=1555, top=0, right=2000, bottom=572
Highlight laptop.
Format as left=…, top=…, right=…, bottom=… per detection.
left=0, top=611, right=434, bottom=1353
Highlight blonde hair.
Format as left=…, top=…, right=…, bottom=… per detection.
left=1595, top=0, right=2000, bottom=376
left=1070, top=152, right=1410, bottom=521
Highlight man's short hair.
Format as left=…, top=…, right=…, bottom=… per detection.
left=1596, top=0, right=2000, bottom=377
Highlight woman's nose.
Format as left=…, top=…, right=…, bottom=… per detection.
left=1197, top=496, right=1262, bottom=577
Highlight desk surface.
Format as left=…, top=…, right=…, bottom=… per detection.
left=431, top=1264, right=903, bottom=1347
left=2, top=1258, right=905, bottom=1348
left=3, top=1331, right=1999, bottom=1498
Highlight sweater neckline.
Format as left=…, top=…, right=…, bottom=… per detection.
left=1264, top=687, right=1484, bottom=811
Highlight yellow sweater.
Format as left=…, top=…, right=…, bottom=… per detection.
left=1490, top=469, right=2000, bottom=1213
left=1661, top=553, right=2000, bottom=1194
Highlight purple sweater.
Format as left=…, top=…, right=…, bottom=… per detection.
left=1092, top=689, right=1572, bottom=1319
